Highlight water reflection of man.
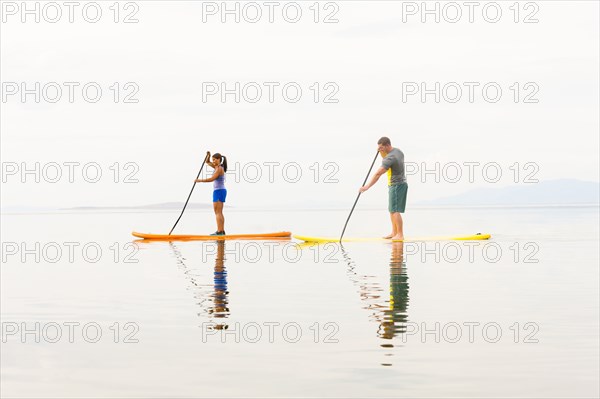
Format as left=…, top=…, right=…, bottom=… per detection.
left=378, top=241, right=410, bottom=341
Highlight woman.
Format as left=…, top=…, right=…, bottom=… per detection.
left=195, top=152, right=228, bottom=236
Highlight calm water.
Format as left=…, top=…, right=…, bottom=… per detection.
left=1, top=206, right=599, bottom=398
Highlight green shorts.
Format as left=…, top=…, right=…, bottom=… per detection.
left=389, top=183, right=408, bottom=213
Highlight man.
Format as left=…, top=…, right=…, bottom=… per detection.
left=359, top=137, right=408, bottom=240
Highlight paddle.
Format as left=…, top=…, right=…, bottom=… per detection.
left=339, top=150, right=380, bottom=242
left=169, top=151, right=211, bottom=235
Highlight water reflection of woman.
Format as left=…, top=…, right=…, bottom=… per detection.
left=209, top=240, right=229, bottom=330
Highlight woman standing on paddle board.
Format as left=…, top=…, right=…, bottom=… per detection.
left=195, top=152, right=228, bottom=236
left=359, top=137, right=407, bottom=241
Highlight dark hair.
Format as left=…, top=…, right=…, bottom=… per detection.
left=377, top=137, right=391, bottom=146
left=213, top=153, right=228, bottom=173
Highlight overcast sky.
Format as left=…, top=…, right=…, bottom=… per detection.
left=1, top=1, right=598, bottom=210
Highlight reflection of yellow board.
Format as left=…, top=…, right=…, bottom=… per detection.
left=132, top=231, right=291, bottom=241
left=293, top=233, right=491, bottom=243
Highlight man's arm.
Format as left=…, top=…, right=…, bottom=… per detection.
left=359, top=166, right=387, bottom=193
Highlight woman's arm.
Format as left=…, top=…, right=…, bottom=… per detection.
left=204, top=152, right=215, bottom=168
left=195, top=167, right=222, bottom=183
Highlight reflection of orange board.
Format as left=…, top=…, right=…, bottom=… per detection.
left=132, top=231, right=291, bottom=241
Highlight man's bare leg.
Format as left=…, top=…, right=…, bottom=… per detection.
left=391, top=212, right=404, bottom=240
left=384, top=212, right=397, bottom=239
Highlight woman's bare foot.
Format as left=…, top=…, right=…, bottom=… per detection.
left=391, top=235, right=404, bottom=241
left=383, top=233, right=394, bottom=239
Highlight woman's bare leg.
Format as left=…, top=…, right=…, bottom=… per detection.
left=213, top=201, right=225, bottom=232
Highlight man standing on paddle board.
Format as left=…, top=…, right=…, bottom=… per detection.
left=359, top=137, right=407, bottom=240
left=195, top=152, right=228, bottom=236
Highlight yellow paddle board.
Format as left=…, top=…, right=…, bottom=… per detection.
left=293, top=233, right=491, bottom=243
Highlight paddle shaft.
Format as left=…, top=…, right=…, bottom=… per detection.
left=339, top=150, right=380, bottom=242
left=169, top=151, right=210, bottom=235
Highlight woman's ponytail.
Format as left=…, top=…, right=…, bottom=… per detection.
left=214, top=153, right=228, bottom=173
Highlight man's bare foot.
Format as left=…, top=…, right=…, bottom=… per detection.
left=391, top=235, right=404, bottom=241
left=383, top=233, right=395, bottom=239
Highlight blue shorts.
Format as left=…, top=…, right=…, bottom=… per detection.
left=213, top=189, right=227, bottom=203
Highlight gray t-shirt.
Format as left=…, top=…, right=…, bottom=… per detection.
left=382, top=148, right=406, bottom=185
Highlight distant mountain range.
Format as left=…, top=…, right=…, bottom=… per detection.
left=63, top=202, right=215, bottom=210
left=2, top=179, right=598, bottom=213
left=418, top=179, right=599, bottom=206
